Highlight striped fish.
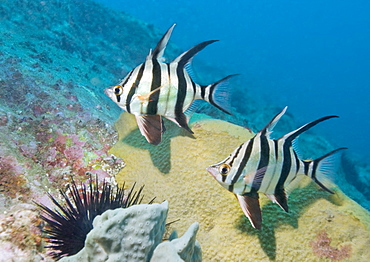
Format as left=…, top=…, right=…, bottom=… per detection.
left=105, top=24, right=235, bottom=145
left=206, top=107, right=346, bottom=229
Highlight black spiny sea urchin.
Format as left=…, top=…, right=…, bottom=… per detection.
left=35, top=176, right=153, bottom=260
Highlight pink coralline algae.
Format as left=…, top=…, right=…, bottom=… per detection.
left=310, top=231, right=352, bottom=261
left=0, top=156, right=29, bottom=199
left=0, top=208, right=44, bottom=259
left=64, top=145, right=84, bottom=161
left=5, top=104, right=124, bottom=193
left=34, top=130, right=111, bottom=178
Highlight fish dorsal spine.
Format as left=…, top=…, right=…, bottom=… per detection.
left=147, top=24, right=176, bottom=61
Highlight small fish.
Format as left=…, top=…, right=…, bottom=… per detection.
left=206, top=107, right=346, bottom=229
left=105, top=24, right=235, bottom=145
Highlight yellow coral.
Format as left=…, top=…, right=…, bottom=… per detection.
left=110, top=112, right=370, bottom=261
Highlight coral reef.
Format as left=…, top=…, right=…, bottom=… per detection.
left=0, top=155, right=29, bottom=199
left=0, top=0, right=134, bottom=213
left=59, top=201, right=202, bottom=262
left=0, top=205, right=53, bottom=262
left=0, top=0, right=157, bottom=259
left=0, top=0, right=369, bottom=260
left=110, top=112, right=370, bottom=261
left=151, top=222, right=202, bottom=262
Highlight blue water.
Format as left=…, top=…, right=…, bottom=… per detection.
left=96, top=0, right=370, bottom=162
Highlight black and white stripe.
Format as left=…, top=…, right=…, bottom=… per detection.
left=219, top=107, right=343, bottom=196
left=208, top=107, right=346, bottom=227
left=105, top=24, right=234, bottom=144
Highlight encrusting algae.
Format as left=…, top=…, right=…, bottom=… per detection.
left=110, top=112, right=370, bottom=261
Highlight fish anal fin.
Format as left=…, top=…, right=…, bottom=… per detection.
left=273, top=188, right=289, bottom=212
left=184, top=99, right=202, bottom=118
left=235, top=193, right=262, bottom=229
left=135, top=115, right=164, bottom=145
left=175, top=113, right=194, bottom=134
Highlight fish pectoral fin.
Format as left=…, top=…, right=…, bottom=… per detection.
left=137, top=86, right=164, bottom=102
left=135, top=115, right=164, bottom=145
left=244, top=166, right=268, bottom=187
left=235, top=193, right=262, bottom=230
left=268, top=188, right=289, bottom=212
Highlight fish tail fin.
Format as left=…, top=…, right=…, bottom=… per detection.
left=306, top=147, right=347, bottom=193
left=201, top=74, right=238, bottom=115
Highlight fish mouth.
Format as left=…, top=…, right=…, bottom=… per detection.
left=104, top=87, right=113, bottom=97
left=206, top=166, right=217, bottom=177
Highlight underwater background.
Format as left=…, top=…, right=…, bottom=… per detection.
left=0, top=0, right=370, bottom=261
left=95, top=0, right=370, bottom=212
left=96, top=0, right=370, bottom=162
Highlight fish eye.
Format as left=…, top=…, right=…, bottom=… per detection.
left=219, top=164, right=230, bottom=176
left=114, top=85, right=123, bottom=95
